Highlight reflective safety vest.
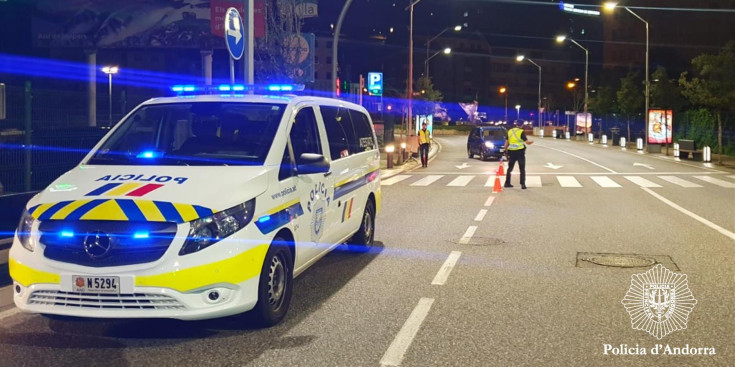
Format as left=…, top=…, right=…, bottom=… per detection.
left=419, top=129, right=431, bottom=144
left=507, top=127, right=525, bottom=151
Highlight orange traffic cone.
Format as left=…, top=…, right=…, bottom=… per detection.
left=496, top=157, right=505, bottom=176
left=492, top=175, right=503, bottom=193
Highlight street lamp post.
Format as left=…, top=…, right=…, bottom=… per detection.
left=515, top=55, right=542, bottom=131
left=425, top=48, right=451, bottom=80
left=101, top=66, right=119, bottom=127
left=499, top=87, right=508, bottom=122
left=556, top=35, right=589, bottom=133
left=604, top=2, right=649, bottom=150
left=406, top=0, right=425, bottom=144
left=425, top=25, right=461, bottom=77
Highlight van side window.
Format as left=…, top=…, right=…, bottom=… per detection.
left=279, top=147, right=294, bottom=181
left=320, top=106, right=355, bottom=160
left=349, top=110, right=376, bottom=151
left=289, top=107, right=322, bottom=163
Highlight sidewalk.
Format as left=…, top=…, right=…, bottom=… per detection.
left=380, top=141, right=441, bottom=179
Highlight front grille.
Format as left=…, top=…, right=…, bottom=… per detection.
left=39, top=220, right=177, bottom=267
left=28, top=290, right=186, bottom=310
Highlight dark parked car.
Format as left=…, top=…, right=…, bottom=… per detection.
left=467, top=126, right=507, bottom=161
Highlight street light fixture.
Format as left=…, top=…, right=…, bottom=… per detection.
left=499, top=87, right=508, bottom=123
left=516, top=55, right=542, bottom=131
left=556, top=35, right=589, bottom=132
left=515, top=104, right=521, bottom=120
left=425, top=25, right=462, bottom=76
left=425, top=48, right=451, bottom=80
left=603, top=2, right=649, bottom=150
left=101, top=66, right=119, bottom=127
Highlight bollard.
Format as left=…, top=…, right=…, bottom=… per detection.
left=601, top=135, right=607, bottom=145
left=565, top=131, right=570, bottom=140
left=588, top=133, right=594, bottom=143
left=552, top=130, right=557, bottom=139
left=620, top=137, right=626, bottom=149
left=703, top=146, right=711, bottom=162
left=385, top=145, right=395, bottom=169
left=539, top=129, right=544, bottom=138
left=400, top=142, right=407, bottom=162
left=674, top=143, right=679, bottom=158
left=636, top=138, right=643, bottom=151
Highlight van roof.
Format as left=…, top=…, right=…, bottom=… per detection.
left=143, top=94, right=368, bottom=113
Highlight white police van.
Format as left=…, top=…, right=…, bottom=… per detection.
left=10, top=84, right=381, bottom=326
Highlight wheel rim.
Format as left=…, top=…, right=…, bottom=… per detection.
left=363, top=208, right=374, bottom=245
left=267, top=253, right=286, bottom=310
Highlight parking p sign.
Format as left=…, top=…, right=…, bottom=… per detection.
left=367, top=72, right=383, bottom=96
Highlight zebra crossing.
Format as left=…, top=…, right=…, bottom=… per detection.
left=380, top=173, right=735, bottom=189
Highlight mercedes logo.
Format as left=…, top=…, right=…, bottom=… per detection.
left=83, top=230, right=112, bottom=259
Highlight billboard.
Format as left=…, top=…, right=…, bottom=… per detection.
left=648, top=109, right=673, bottom=144
left=30, top=0, right=266, bottom=48
left=575, top=112, right=592, bottom=133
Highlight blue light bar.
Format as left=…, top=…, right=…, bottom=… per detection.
left=218, top=84, right=232, bottom=92
left=136, top=150, right=162, bottom=159
left=60, top=230, right=74, bottom=238
left=133, top=231, right=150, bottom=239
left=257, top=215, right=271, bottom=223
left=171, top=84, right=304, bottom=95
left=232, top=84, right=245, bottom=91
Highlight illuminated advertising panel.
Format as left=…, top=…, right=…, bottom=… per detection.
left=648, top=109, right=673, bottom=144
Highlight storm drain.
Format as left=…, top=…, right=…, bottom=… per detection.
left=450, top=237, right=507, bottom=246
left=576, top=252, right=679, bottom=270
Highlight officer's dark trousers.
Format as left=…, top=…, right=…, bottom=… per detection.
left=504, top=149, right=526, bottom=186
left=419, top=143, right=430, bottom=166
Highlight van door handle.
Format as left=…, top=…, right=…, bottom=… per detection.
left=323, top=171, right=332, bottom=177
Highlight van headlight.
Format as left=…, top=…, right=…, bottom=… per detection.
left=16, top=210, right=36, bottom=252
left=180, top=199, right=255, bottom=255
left=484, top=141, right=495, bottom=149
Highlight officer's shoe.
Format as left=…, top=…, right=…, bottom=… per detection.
left=504, top=183, right=513, bottom=188
left=521, top=185, right=527, bottom=190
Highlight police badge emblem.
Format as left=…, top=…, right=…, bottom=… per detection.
left=621, top=264, right=697, bottom=339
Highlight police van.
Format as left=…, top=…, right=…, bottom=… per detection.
left=9, top=84, right=381, bottom=326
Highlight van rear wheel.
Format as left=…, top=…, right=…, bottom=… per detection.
left=250, top=238, right=293, bottom=327
left=467, top=147, right=473, bottom=159
left=347, top=200, right=375, bottom=253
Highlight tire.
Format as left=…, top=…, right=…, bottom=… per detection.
left=250, top=238, right=293, bottom=327
left=347, top=200, right=375, bottom=253
left=467, top=147, right=474, bottom=159
left=480, top=151, right=487, bottom=161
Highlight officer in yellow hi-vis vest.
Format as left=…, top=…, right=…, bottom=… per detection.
left=418, top=122, right=431, bottom=167
left=502, top=120, right=534, bottom=189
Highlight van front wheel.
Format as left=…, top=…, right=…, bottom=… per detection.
left=347, top=200, right=375, bottom=253
left=251, top=238, right=293, bottom=327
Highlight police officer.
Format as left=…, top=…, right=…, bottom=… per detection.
left=418, top=122, right=431, bottom=167
left=503, top=120, right=534, bottom=189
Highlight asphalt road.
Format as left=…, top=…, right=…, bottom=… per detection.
left=0, top=135, right=733, bottom=366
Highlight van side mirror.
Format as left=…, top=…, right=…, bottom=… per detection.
left=296, top=153, right=330, bottom=174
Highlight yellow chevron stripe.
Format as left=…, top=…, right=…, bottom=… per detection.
left=30, top=203, right=55, bottom=219
left=136, top=200, right=166, bottom=221
left=50, top=199, right=92, bottom=220
left=8, top=257, right=61, bottom=287
left=174, top=203, right=198, bottom=222
left=105, top=183, right=142, bottom=196
left=80, top=200, right=127, bottom=220
left=135, top=244, right=269, bottom=292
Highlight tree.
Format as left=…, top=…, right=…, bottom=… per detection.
left=255, top=0, right=308, bottom=83
left=679, top=40, right=735, bottom=164
left=413, top=75, right=444, bottom=117
left=589, top=84, right=618, bottom=116
left=617, top=70, right=644, bottom=142
left=650, top=67, right=686, bottom=112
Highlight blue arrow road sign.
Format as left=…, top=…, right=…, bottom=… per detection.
left=224, top=7, right=245, bottom=60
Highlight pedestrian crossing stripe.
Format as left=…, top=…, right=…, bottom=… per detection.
left=380, top=174, right=735, bottom=189
left=28, top=199, right=215, bottom=223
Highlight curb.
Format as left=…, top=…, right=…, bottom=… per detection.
left=381, top=140, right=442, bottom=179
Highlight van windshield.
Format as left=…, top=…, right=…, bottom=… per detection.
left=87, top=102, right=285, bottom=166
left=483, top=129, right=506, bottom=140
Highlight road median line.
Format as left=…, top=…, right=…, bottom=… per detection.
left=380, top=297, right=434, bottom=367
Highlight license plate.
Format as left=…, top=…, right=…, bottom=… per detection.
left=72, top=275, right=120, bottom=294
left=499, top=148, right=505, bottom=152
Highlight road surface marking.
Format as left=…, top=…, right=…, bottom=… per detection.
left=484, top=196, right=495, bottom=206
left=591, top=176, right=622, bottom=188
left=557, top=176, right=582, bottom=187
left=658, top=176, right=702, bottom=188
left=727, top=175, right=735, bottom=180
left=474, top=209, right=488, bottom=222
left=540, top=146, right=617, bottom=173
left=447, top=175, right=474, bottom=187
left=380, top=298, right=435, bottom=367
left=458, top=226, right=477, bottom=245
left=642, top=188, right=735, bottom=241
left=432, top=251, right=462, bottom=285
left=484, top=176, right=496, bottom=187
left=624, top=176, right=662, bottom=188
left=693, top=176, right=735, bottom=188
left=525, top=176, right=542, bottom=187
left=410, top=175, right=443, bottom=186
left=0, top=307, right=21, bottom=321
left=381, top=175, right=411, bottom=186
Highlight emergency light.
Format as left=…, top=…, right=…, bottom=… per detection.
left=170, top=84, right=305, bottom=95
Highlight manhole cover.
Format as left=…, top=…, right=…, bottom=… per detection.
left=581, top=255, right=656, bottom=268
left=449, top=237, right=507, bottom=246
